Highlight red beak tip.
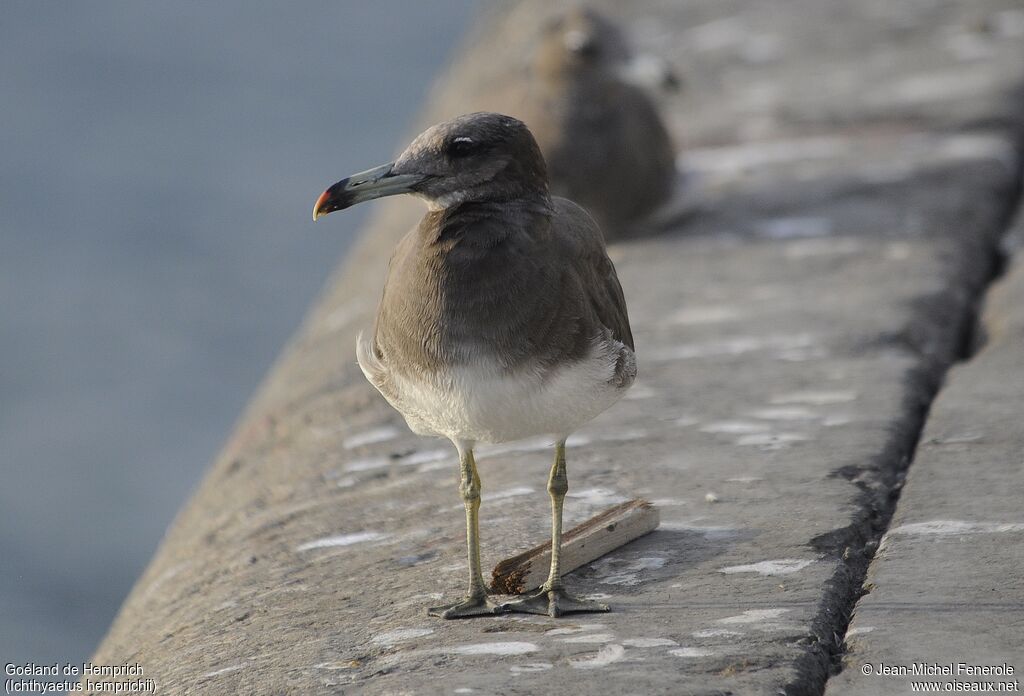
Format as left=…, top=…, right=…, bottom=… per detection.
left=313, top=190, right=331, bottom=221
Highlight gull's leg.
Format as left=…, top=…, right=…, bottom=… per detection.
left=428, top=443, right=501, bottom=618
left=501, top=440, right=610, bottom=617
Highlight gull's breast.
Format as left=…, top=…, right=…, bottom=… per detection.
left=358, top=332, right=635, bottom=444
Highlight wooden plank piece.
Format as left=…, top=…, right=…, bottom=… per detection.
left=489, top=498, right=660, bottom=594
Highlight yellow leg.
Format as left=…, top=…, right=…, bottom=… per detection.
left=428, top=444, right=501, bottom=619
left=501, top=440, right=610, bottom=617
left=545, top=441, right=569, bottom=590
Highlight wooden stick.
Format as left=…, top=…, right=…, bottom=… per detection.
left=489, top=498, right=660, bottom=594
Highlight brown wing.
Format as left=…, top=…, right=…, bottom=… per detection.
left=551, top=197, right=634, bottom=350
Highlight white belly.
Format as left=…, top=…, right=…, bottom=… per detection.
left=357, top=334, right=636, bottom=444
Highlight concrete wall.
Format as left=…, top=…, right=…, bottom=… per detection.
left=87, top=1, right=1024, bottom=694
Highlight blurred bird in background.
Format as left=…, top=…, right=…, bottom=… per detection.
left=478, top=6, right=679, bottom=239
left=313, top=113, right=636, bottom=618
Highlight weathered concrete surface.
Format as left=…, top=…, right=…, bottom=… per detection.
left=89, top=1, right=1024, bottom=695
left=824, top=212, right=1024, bottom=696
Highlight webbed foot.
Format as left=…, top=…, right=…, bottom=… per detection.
left=427, top=593, right=504, bottom=619
left=500, top=586, right=609, bottom=618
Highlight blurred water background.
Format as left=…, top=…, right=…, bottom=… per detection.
left=0, top=1, right=474, bottom=668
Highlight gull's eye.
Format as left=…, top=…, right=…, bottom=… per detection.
left=447, top=137, right=478, bottom=159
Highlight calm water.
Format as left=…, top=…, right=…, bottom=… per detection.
left=0, top=1, right=474, bottom=667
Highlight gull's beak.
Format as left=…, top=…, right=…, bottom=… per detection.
left=312, top=162, right=426, bottom=221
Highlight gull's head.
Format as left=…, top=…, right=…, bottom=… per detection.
left=534, top=7, right=628, bottom=77
left=313, top=112, right=549, bottom=220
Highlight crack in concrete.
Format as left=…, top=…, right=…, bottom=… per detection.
left=791, top=137, right=1024, bottom=696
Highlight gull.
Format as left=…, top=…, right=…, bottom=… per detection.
left=481, top=7, right=677, bottom=238
left=313, top=112, right=635, bottom=618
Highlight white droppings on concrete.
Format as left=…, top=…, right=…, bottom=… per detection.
left=669, top=647, right=716, bottom=658
left=650, top=498, right=687, bottom=507
left=594, top=556, right=666, bottom=586
left=668, top=305, right=743, bottom=325
left=623, top=637, right=679, bottom=648
left=701, top=420, right=772, bottom=434
left=313, top=661, right=358, bottom=671
left=372, top=628, right=434, bottom=645
left=846, top=626, right=876, bottom=637
left=756, top=217, right=834, bottom=239
left=603, top=427, right=650, bottom=442
left=751, top=284, right=785, bottom=300
left=649, top=333, right=818, bottom=361
left=479, top=426, right=646, bottom=458
left=660, top=522, right=740, bottom=540
left=770, top=390, right=856, bottom=405
left=557, top=633, right=617, bottom=644
left=993, top=9, right=1024, bottom=38
left=449, top=642, right=539, bottom=656
left=785, top=238, right=862, bottom=258
left=544, top=623, right=607, bottom=637
left=749, top=407, right=817, bottom=421
left=933, top=433, right=984, bottom=444
left=295, top=531, right=388, bottom=552
left=718, top=609, right=789, bottom=624
left=343, top=456, right=391, bottom=473
left=933, top=133, right=1018, bottom=174
left=393, top=592, right=444, bottom=610
left=735, top=432, right=811, bottom=449
left=704, top=492, right=720, bottom=503
left=720, top=559, right=816, bottom=576
left=509, top=663, right=553, bottom=673
left=631, top=557, right=667, bottom=571
left=693, top=628, right=744, bottom=638
left=453, top=688, right=475, bottom=694
left=416, top=460, right=452, bottom=473
left=945, top=30, right=993, bottom=62
left=888, top=69, right=997, bottom=105
left=686, top=16, right=747, bottom=52
left=684, top=137, right=849, bottom=173
left=399, top=449, right=450, bottom=466
left=886, top=241, right=913, bottom=260
left=887, top=520, right=1024, bottom=536
left=201, top=664, right=246, bottom=678
left=567, top=488, right=630, bottom=506
left=335, top=476, right=358, bottom=489
left=860, top=164, right=912, bottom=185
left=487, top=486, right=536, bottom=502
left=568, top=427, right=648, bottom=447
left=343, top=426, right=400, bottom=449
left=570, top=644, right=626, bottom=669
left=777, top=345, right=828, bottom=362
left=740, top=34, right=783, bottom=65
